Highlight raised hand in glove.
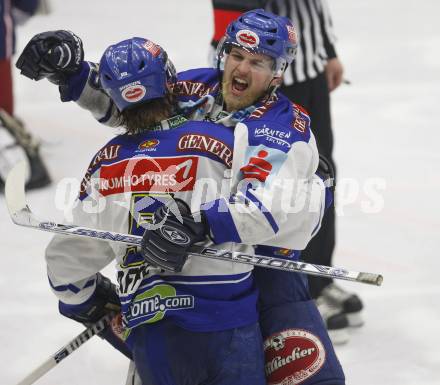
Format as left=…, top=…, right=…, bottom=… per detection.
left=58, top=273, right=120, bottom=325
left=141, top=199, right=209, bottom=273
left=16, top=30, right=84, bottom=84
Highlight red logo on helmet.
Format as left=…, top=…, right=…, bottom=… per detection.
left=287, top=25, right=297, bottom=45
left=139, top=139, right=160, bottom=150
left=264, top=329, right=326, bottom=385
left=236, top=29, right=260, bottom=48
left=122, top=85, right=146, bottom=103
left=143, top=40, right=161, bottom=57
left=240, top=150, right=272, bottom=182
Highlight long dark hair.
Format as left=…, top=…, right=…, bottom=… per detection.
left=117, top=93, right=176, bottom=134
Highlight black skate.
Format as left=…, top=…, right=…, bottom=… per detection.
left=321, top=283, right=364, bottom=327
left=315, top=295, right=350, bottom=345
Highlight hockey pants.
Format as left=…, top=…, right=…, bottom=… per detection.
left=254, top=247, right=345, bottom=385
left=129, top=319, right=266, bottom=385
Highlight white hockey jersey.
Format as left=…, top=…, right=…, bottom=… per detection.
left=46, top=67, right=325, bottom=334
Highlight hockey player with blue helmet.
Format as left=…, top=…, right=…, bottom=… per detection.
left=99, top=38, right=177, bottom=113
left=46, top=37, right=267, bottom=385
left=216, top=8, right=297, bottom=75
left=214, top=8, right=297, bottom=112
left=16, top=9, right=345, bottom=385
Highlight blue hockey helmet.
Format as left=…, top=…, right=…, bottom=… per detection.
left=216, top=9, right=297, bottom=75
left=99, top=37, right=177, bottom=111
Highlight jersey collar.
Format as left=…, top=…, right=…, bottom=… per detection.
left=147, top=114, right=188, bottom=132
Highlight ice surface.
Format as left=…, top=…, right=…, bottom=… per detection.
left=1, top=0, right=439, bottom=384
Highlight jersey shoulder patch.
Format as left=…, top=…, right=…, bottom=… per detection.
left=291, top=102, right=312, bottom=140
left=244, top=119, right=297, bottom=153
left=244, top=107, right=311, bottom=153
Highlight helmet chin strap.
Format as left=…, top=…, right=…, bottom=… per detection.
left=265, top=76, right=282, bottom=100
left=265, top=59, right=290, bottom=99
left=268, top=57, right=290, bottom=93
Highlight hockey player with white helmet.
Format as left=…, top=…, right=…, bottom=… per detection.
left=17, top=9, right=345, bottom=385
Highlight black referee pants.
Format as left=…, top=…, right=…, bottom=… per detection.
left=280, top=72, right=336, bottom=298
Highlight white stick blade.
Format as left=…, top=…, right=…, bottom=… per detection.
left=5, top=161, right=27, bottom=218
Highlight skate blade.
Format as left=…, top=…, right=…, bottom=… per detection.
left=347, top=312, right=364, bottom=327
left=328, top=328, right=350, bottom=345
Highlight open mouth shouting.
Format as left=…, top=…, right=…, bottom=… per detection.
left=231, top=77, right=249, bottom=96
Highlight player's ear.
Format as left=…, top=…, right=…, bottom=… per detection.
left=268, top=76, right=283, bottom=91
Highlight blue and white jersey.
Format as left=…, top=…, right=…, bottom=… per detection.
left=46, top=117, right=259, bottom=333
left=46, top=65, right=325, bottom=333
left=62, top=64, right=325, bottom=249
left=174, top=68, right=325, bottom=249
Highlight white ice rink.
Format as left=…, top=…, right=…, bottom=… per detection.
left=1, top=0, right=439, bottom=384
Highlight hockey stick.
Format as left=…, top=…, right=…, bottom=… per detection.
left=5, top=162, right=383, bottom=286
left=15, top=313, right=114, bottom=385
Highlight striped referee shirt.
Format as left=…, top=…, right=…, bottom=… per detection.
left=211, top=0, right=338, bottom=85
left=266, top=0, right=338, bottom=85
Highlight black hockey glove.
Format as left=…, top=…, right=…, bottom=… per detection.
left=58, top=273, right=120, bottom=325
left=58, top=274, right=133, bottom=360
left=16, top=30, right=84, bottom=85
left=141, top=199, right=209, bottom=273
left=317, top=154, right=335, bottom=191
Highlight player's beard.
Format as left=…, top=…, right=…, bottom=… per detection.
left=221, top=79, right=266, bottom=112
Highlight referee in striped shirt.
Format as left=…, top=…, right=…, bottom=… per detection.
left=211, top=0, right=364, bottom=340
